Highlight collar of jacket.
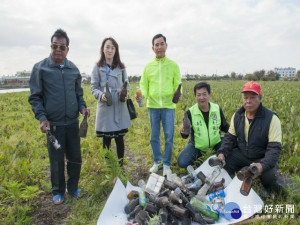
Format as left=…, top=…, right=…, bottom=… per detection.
left=154, top=56, right=167, bottom=62
left=193, top=102, right=212, bottom=115
left=48, top=55, right=72, bottom=69
left=237, top=103, right=265, bottom=118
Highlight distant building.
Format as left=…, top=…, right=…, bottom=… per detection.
left=274, top=67, right=296, bottom=79
left=16, top=70, right=31, bottom=77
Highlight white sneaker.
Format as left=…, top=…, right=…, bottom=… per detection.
left=149, top=162, right=163, bottom=173
left=163, top=165, right=172, bottom=177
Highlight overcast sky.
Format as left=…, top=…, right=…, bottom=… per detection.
left=1, top=0, right=300, bottom=77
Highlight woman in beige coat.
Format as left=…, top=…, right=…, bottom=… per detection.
left=91, top=37, right=131, bottom=166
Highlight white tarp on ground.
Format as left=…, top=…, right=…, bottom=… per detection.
left=97, top=156, right=264, bottom=225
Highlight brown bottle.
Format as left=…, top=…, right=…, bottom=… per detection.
left=240, top=176, right=253, bottom=196
left=47, top=130, right=61, bottom=150
left=182, top=111, right=191, bottom=135
left=169, top=192, right=183, bottom=204
left=155, top=196, right=169, bottom=208
left=172, top=82, right=182, bottom=104
left=124, top=198, right=139, bottom=214
left=237, top=166, right=258, bottom=181
left=148, top=194, right=169, bottom=208
left=105, top=82, right=112, bottom=106
left=119, top=81, right=128, bottom=102
left=196, top=171, right=207, bottom=184
left=168, top=203, right=188, bottom=219
left=208, top=156, right=224, bottom=167
left=127, top=190, right=139, bottom=200
left=163, top=179, right=178, bottom=190
left=79, top=112, right=88, bottom=137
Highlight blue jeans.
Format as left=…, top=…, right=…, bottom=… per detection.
left=148, top=108, right=175, bottom=166
left=177, top=140, right=222, bottom=168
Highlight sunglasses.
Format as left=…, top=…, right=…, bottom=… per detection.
left=51, top=44, right=67, bottom=51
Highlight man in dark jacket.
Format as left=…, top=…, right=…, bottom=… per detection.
left=178, top=82, right=229, bottom=168
left=28, top=29, right=90, bottom=205
left=217, top=81, right=283, bottom=197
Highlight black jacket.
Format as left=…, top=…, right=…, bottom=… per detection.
left=28, top=56, right=86, bottom=126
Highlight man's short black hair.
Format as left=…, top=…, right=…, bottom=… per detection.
left=51, top=28, right=69, bottom=46
left=152, top=34, right=166, bottom=46
left=194, top=82, right=211, bottom=96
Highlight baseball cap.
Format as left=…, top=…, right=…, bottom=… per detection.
left=241, top=81, right=261, bottom=95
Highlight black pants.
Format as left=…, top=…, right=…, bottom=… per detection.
left=224, top=147, right=281, bottom=191
left=47, top=123, right=81, bottom=196
left=103, top=136, right=124, bottom=166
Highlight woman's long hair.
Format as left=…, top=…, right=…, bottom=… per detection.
left=97, top=37, right=125, bottom=69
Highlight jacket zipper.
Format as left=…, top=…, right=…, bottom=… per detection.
left=62, top=69, right=67, bottom=124
left=159, top=60, right=162, bottom=107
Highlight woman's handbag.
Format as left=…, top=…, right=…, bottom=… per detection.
left=127, top=98, right=137, bottom=120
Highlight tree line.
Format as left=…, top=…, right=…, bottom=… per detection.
left=127, top=69, right=300, bottom=82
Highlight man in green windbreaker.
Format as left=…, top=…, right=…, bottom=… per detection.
left=140, top=34, right=182, bottom=176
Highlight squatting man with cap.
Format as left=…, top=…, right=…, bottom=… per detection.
left=217, top=81, right=285, bottom=197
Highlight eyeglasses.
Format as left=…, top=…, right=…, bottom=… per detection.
left=51, top=44, right=67, bottom=51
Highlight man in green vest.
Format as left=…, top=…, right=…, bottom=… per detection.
left=178, top=82, right=229, bottom=168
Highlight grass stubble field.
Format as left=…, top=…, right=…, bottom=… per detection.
left=0, top=81, right=299, bottom=224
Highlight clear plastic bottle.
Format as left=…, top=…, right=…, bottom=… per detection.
left=187, top=165, right=198, bottom=180
left=196, top=166, right=221, bottom=198
left=138, top=179, right=147, bottom=206
left=136, top=86, right=144, bottom=107
left=207, top=189, right=225, bottom=201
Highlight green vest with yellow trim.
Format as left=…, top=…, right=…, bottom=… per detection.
left=189, top=102, right=221, bottom=151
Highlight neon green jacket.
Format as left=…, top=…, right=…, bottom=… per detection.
left=140, top=56, right=181, bottom=109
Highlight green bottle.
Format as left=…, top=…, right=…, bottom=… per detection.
left=190, top=197, right=219, bottom=221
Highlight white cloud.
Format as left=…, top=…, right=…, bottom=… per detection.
left=0, top=0, right=300, bottom=76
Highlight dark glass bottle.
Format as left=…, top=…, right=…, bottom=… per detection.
left=127, top=205, right=142, bottom=220
left=119, top=81, right=128, bottom=102
left=208, top=156, right=224, bottom=167
left=79, top=112, right=88, bottom=137
left=47, top=130, right=61, bottom=150
left=144, top=202, right=158, bottom=215
left=105, top=82, right=112, bottom=106
left=169, top=192, right=183, bottom=204
left=237, top=166, right=258, bottom=181
left=168, top=203, right=188, bottom=219
left=181, top=215, right=192, bottom=225
left=172, top=82, right=182, bottom=104
left=133, top=210, right=149, bottom=225
left=155, top=196, right=169, bottom=208
left=163, top=179, right=178, bottom=190
left=182, top=111, right=191, bottom=135
left=124, top=198, right=139, bottom=214
left=159, top=207, right=168, bottom=224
